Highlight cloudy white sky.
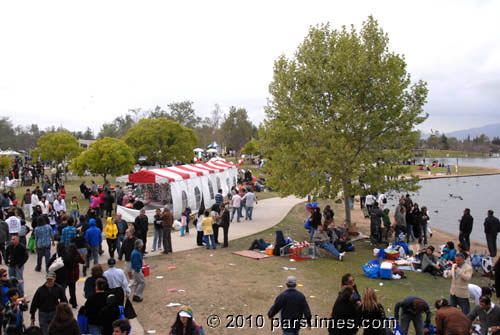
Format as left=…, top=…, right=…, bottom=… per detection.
left=0, top=0, right=498, bottom=135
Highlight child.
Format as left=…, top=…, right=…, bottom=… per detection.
left=180, top=209, right=187, bottom=237
left=59, top=185, right=66, bottom=199
left=112, top=319, right=131, bottom=335
left=4, top=288, right=28, bottom=335
left=70, top=196, right=80, bottom=223
left=196, top=211, right=204, bottom=246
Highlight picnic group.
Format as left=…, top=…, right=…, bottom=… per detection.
left=266, top=192, right=500, bottom=335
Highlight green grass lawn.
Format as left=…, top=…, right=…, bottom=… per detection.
left=138, top=198, right=491, bottom=334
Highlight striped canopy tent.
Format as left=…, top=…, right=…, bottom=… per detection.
left=116, top=159, right=237, bottom=219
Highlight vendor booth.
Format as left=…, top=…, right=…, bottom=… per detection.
left=116, top=158, right=237, bottom=221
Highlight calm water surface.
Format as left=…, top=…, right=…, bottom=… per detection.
left=386, top=163, right=500, bottom=244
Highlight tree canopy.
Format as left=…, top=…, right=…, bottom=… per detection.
left=37, top=131, right=81, bottom=163
left=0, top=155, right=12, bottom=178
left=124, top=118, right=198, bottom=164
left=242, top=139, right=259, bottom=156
left=260, top=17, right=428, bottom=224
left=71, top=137, right=135, bottom=183
left=220, top=107, right=257, bottom=154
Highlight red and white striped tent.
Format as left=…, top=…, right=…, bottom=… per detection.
left=116, top=159, right=237, bottom=219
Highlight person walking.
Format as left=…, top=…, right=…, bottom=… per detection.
left=459, top=208, right=473, bottom=251
left=369, top=202, right=384, bottom=244
left=33, top=217, right=53, bottom=272
left=484, top=210, right=500, bottom=257
left=161, top=208, right=173, bottom=254
left=104, top=217, right=118, bottom=258
left=268, top=276, right=312, bottom=335
left=5, top=235, right=27, bottom=297
left=420, top=206, right=430, bottom=245
left=69, top=196, right=80, bottom=223
left=103, top=191, right=114, bottom=218
left=130, top=239, right=146, bottom=302
left=133, top=209, right=148, bottom=254
left=220, top=204, right=230, bottom=248
left=0, top=219, right=8, bottom=265
left=103, top=258, right=130, bottom=306
left=434, top=298, right=471, bottom=335
left=241, top=188, right=257, bottom=220
left=329, top=286, right=360, bottom=335
left=47, top=302, right=80, bottom=335
left=118, top=228, right=137, bottom=282
left=394, top=296, right=432, bottom=335
left=114, top=214, right=128, bottom=256
left=152, top=208, right=163, bottom=252
left=85, top=278, right=109, bottom=335
left=30, top=272, right=68, bottom=335
left=3, top=288, right=28, bottom=335
left=20, top=189, right=32, bottom=219
left=60, top=218, right=78, bottom=248
left=230, top=192, right=241, bottom=223
left=66, top=245, right=84, bottom=309
left=85, top=218, right=102, bottom=266
left=449, top=253, right=473, bottom=315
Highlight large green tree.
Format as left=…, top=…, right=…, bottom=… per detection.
left=124, top=118, right=198, bottom=164
left=37, top=131, right=81, bottom=163
left=71, top=137, right=135, bottom=183
left=0, top=155, right=12, bottom=180
left=260, top=17, right=428, bottom=225
left=220, top=106, right=257, bottom=154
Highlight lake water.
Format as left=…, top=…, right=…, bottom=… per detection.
left=386, top=158, right=500, bottom=245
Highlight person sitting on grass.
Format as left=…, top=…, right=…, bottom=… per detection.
left=440, top=241, right=457, bottom=262
left=421, top=246, right=443, bottom=276
left=169, top=305, right=205, bottom=335
left=313, top=224, right=345, bottom=261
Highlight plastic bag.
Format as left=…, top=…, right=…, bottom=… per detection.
left=28, top=235, right=36, bottom=251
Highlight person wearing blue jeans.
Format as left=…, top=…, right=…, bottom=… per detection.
left=312, top=225, right=344, bottom=261
left=36, top=247, right=51, bottom=272
left=201, top=210, right=216, bottom=249
left=115, top=214, right=128, bottom=255
left=231, top=193, right=242, bottom=222
left=152, top=208, right=163, bottom=252
left=242, top=189, right=257, bottom=221
left=85, top=218, right=102, bottom=266
left=6, top=235, right=26, bottom=297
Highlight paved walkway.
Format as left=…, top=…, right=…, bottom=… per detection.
left=21, top=195, right=303, bottom=334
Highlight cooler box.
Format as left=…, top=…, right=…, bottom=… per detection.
left=380, top=262, right=393, bottom=279
left=385, top=250, right=400, bottom=260
left=142, top=264, right=150, bottom=277
left=265, top=247, right=274, bottom=256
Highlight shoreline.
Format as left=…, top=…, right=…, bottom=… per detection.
left=419, top=171, right=500, bottom=180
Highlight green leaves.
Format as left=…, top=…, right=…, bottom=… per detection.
left=37, top=131, right=81, bottom=163
left=260, top=16, right=428, bottom=224
left=123, top=118, right=198, bottom=164
left=71, top=137, right=135, bottom=182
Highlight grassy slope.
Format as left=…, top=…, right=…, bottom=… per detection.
left=136, top=199, right=490, bottom=335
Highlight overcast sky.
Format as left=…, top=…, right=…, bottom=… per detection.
left=0, top=0, right=498, bottom=135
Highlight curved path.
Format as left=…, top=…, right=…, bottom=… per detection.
left=22, top=195, right=304, bottom=334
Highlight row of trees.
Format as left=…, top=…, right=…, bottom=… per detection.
left=1, top=102, right=258, bottom=156
left=422, top=130, right=500, bottom=153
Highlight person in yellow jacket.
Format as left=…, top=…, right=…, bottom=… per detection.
left=201, top=210, right=216, bottom=250
left=104, top=217, right=118, bottom=258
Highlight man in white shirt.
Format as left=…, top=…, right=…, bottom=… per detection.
left=45, top=189, right=55, bottom=203
left=53, top=195, right=66, bottom=214
left=5, top=211, right=21, bottom=235
left=231, top=193, right=242, bottom=223
left=365, top=194, right=376, bottom=213
left=468, top=284, right=492, bottom=306
left=31, top=191, right=40, bottom=209
left=242, top=189, right=257, bottom=221
left=103, top=258, right=130, bottom=306
left=377, top=193, right=387, bottom=210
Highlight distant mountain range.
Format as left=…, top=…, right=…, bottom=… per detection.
left=445, top=123, right=500, bottom=140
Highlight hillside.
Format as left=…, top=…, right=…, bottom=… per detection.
left=446, top=123, right=500, bottom=140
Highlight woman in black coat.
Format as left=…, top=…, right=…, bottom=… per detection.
left=358, top=288, right=387, bottom=335
left=329, top=286, right=360, bottom=335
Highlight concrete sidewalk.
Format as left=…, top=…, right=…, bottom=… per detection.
left=21, top=195, right=303, bottom=333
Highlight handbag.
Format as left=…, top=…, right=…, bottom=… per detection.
left=28, top=235, right=36, bottom=252
left=48, top=256, right=64, bottom=272
left=124, top=298, right=137, bottom=319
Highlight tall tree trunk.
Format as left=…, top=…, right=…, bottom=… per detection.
left=342, top=178, right=352, bottom=226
